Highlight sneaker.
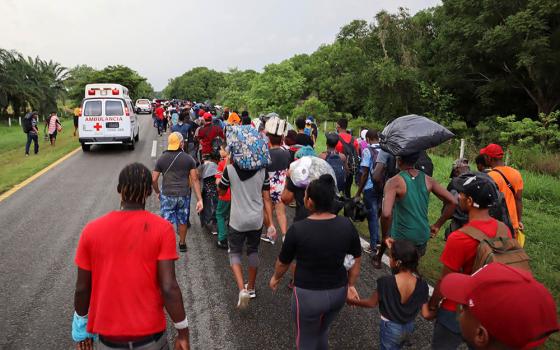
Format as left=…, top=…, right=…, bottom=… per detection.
left=216, top=240, right=228, bottom=250
left=237, top=289, right=250, bottom=309
left=244, top=284, right=256, bottom=299
left=260, top=234, right=275, bottom=245
left=179, top=243, right=187, bottom=253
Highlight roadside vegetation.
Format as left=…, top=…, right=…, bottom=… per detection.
left=0, top=119, right=78, bottom=193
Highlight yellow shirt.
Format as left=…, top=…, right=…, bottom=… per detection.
left=73, top=107, right=81, bottom=117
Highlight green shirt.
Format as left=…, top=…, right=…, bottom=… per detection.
left=390, top=170, right=430, bottom=246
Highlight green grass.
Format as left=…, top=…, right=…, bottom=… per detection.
left=316, top=129, right=560, bottom=348
left=0, top=118, right=80, bottom=193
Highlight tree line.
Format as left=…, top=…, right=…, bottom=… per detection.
left=0, top=49, right=154, bottom=117
left=163, top=0, right=559, bottom=147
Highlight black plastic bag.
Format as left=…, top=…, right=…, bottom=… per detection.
left=379, top=115, right=454, bottom=156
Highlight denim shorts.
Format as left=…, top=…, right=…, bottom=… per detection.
left=379, top=317, right=414, bottom=350
left=160, top=194, right=190, bottom=225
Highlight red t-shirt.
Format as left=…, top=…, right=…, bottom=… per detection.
left=155, top=107, right=164, bottom=120
left=335, top=133, right=360, bottom=154
left=216, top=159, right=231, bottom=201
left=439, top=219, right=512, bottom=311
left=75, top=210, right=178, bottom=336
left=197, top=125, right=224, bottom=154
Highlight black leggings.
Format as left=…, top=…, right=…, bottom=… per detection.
left=292, top=285, right=347, bottom=350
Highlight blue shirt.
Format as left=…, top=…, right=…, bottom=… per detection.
left=171, top=122, right=191, bottom=140
left=360, top=143, right=380, bottom=191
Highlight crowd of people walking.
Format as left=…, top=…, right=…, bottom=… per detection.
left=71, top=100, right=558, bottom=350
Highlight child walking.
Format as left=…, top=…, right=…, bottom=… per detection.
left=215, top=141, right=231, bottom=249
left=198, top=143, right=220, bottom=234
left=348, top=239, right=431, bottom=350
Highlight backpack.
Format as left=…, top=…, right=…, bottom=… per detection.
left=459, top=221, right=531, bottom=273
left=367, top=145, right=380, bottom=185
left=325, top=151, right=346, bottom=192
left=22, top=112, right=33, bottom=133
left=414, top=150, right=434, bottom=177
left=339, top=135, right=360, bottom=175
left=226, top=125, right=271, bottom=170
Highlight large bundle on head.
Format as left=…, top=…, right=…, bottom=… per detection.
left=226, top=125, right=271, bottom=170
left=379, top=115, right=454, bottom=156
left=289, top=156, right=338, bottom=189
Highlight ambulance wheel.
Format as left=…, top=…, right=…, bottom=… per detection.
left=128, top=139, right=135, bottom=150
left=134, top=131, right=139, bottom=142
left=81, top=143, right=90, bottom=152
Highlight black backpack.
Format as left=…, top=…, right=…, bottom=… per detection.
left=22, top=112, right=33, bottom=133
left=325, top=151, right=346, bottom=192
left=339, top=135, right=360, bottom=175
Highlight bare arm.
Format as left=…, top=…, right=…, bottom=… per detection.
left=380, top=177, right=398, bottom=239
left=429, top=177, right=457, bottom=236
left=281, top=188, right=294, bottom=205
left=348, top=290, right=379, bottom=308
left=354, top=167, right=369, bottom=198
left=428, top=265, right=454, bottom=310
left=269, top=258, right=291, bottom=291
left=74, top=268, right=92, bottom=316
left=189, top=169, right=203, bottom=212
left=152, top=171, right=161, bottom=195
left=157, top=260, right=190, bottom=348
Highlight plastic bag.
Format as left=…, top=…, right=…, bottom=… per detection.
left=379, top=115, right=454, bottom=156
left=289, top=156, right=338, bottom=189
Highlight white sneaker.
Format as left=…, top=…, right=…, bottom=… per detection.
left=237, top=289, right=250, bottom=309
left=244, top=284, right=256, bottom=299
left=260, top=234, right=275, bottom=245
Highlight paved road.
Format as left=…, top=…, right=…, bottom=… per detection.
left=0, top=115, right=434, bottom=349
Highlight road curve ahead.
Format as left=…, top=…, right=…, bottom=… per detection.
left=0, top=115, right=434, bottom=349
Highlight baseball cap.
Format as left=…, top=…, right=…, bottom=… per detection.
left=454, top=173, right=496, bottom=208
left=197, top=109, right=205, bottom=117
left=167, top=132, right=183, bottom=151
left=441, top=263, right=559, bottom=349
left=306, top=116, right=314, bottom=123
left=480, top=143, right=504, bottom=159
left=265, top=116, right=288, bottom=136
left=203, top=112, right=213, bottom=121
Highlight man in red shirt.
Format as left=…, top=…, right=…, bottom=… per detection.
left=428, top=174, right=511, bottom=349
left=195, top=112, right=224, bottom=159
left=439, top=262, right=558, bottom=349
left=73, top=163, right=190, bottom=350
left=335, top=118, right=360, bottom=198
left=154, top=104, right=165, bottom=136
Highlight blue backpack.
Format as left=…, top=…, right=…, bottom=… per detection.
left=325, top=151, right=346, bottom=192
left=226, top=125, right=271, bottom=170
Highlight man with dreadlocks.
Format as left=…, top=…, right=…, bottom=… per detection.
left=152, top=132, right=203, bottom=252
left=73, top=163, right=191, bottom=350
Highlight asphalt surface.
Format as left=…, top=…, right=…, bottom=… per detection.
left=0, top=115, right=435, bottom=349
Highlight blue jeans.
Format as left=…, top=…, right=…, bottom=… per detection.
left=380, top=318, right=414, bottom=350
left=363, top=189, right=379, bottom=250
left=25, top=133, right=39, bottom=154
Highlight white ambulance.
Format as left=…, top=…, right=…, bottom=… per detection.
left=78, top=83, right=140, bottom=152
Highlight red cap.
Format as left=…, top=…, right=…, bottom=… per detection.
left=197, top=109, right=205, bottom=117
left=441, top=263, right=558, bottom=349
left=479, top=143, right=504, bottom=159
left=203, top=112, right=213, bottom=121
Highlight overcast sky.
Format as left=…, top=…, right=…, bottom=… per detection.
left=0, top=0, right=440, bottom=90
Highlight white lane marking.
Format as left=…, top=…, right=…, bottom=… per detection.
left=359, top=237, right=434, bottom=295
left=151, top=140, right=157, bottom=158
